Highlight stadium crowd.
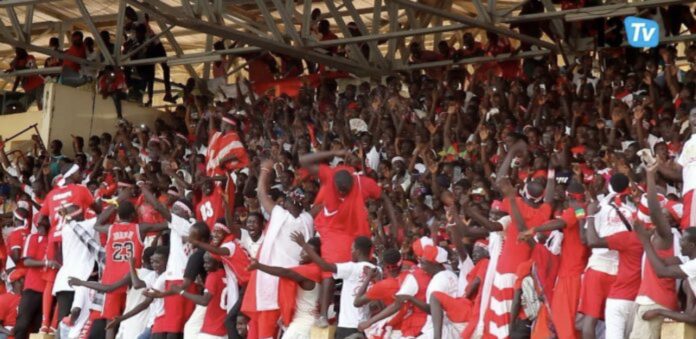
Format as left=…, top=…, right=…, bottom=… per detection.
left=2, top=3, right=696, bottom=339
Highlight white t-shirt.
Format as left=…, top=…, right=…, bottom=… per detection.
left=116, top=268, right=157, bottom=339
left=220, top=241, right=240, bottom=312
left=586, top=196, right=635, bottom=275
left=678, top=134, right=696, bottom=193
left=54, top=218, right=98, bottom=294
left=255, top=206, right=314, bottom=311
left=680, top=258, right=696, bottom=296
left=240, top=229, right=264, bottom=259
left=166, top=215, right=194, bottom=280
left=334, top=261, right=377, bottom=328
left=149, top=273, right=166, bottom=327
left=420, top=270, right=460, bottom=336
left=397, top=274, right=419, bottom=296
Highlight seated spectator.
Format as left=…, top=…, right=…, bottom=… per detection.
left=60, top=31, right=89, bottom=87
left=97, top=66, right=128, bottom=119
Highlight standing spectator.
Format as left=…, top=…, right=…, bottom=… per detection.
left=7, top=48, right=45, bottom=110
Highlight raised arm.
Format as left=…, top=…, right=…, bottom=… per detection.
left=291, top=232, right=336, bottom=273
left=142, top=185, right=171, bottom=222
left=257, top=160, right=276, bottom=214
left=299, top=150, right=346, bottom=175
left=353, top=267, right=379, bottom=307
left=189, top=238, right=231, bottom=257
left=635, top=221, right=687, bottom=279
left=646, top=162, right=672, bottom=243
left=248, top=260, right=315, bottom=290
left=585, top=201, right=608, bottom=248
left=69, top=274, right=131, bottom=293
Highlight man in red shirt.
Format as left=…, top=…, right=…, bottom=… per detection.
left=628, top=164, right=678, bottom=339
left=0, top=268, right=25, bottom=338
left=519, top=180, right=589, bottom=339
left=97, top=65, right=128, bottom=119
left=8, top=48, right=45, bottom=110
left=586, top=199, right=643, bottom=339
left=60, top=31, right=88, bottom=87
left=172, top=253, right=227, bottom=339
left=196, top=178, right=225, bottom=231
left=13, top=220, right=58, bottom=339
left=481, top=140, right=554, bottom=338
left=299, top=149, right=383, bottom=326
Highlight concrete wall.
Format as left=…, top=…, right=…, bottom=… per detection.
left=0, top=83, right=165, bottom=157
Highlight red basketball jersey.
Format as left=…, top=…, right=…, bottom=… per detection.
left=103, top=222, right=143, bottom=288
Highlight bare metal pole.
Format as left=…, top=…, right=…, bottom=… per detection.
left=389, top=0, right=558, bottom=52
left=75, top=0, right=115, bottom=65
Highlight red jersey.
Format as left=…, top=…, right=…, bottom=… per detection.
left=638, top=243, right=678, bottom=310
left=40, top=184, right=95, bottom=230
left=196, top=186, right=225, bottom=230
left=606, top=232, right=643, bottom=300
left=497, top=198, right=552, bottom=273
left=557, top=208, right=589, bottom=278
left=62, top=44, right=86, bottom=72
left=103, top=222, right=143, bottom=290
left=313, top=164, right=381, bottom=237
left=0, top=291, right=20, bottom=329
left=364, top=272, right=408, bottom=305
left=11, top=55, right=44, bottom=91
left=201, top=270, right=227, bottom=336
left=7, top=227, right=28, bottom=267
left=22, top=234, right=47, bottom=293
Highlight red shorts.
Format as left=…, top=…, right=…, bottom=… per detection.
left=682, top=190, right=694, bottom=230
left=318, top=231, right=355, bottom=279
left=101, top=291, right=127, bottom=320
left=578, top=268, right=616, bottom=319
left=152, top=280, right=195, bottom=334
left=248, top=310, right=281, bottom=339
left=432, top=292, right=472, bottom=323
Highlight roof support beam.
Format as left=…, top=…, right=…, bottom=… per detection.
left=6, top=7, right=25, bottom=41
left=471, top=0, right=491, bottom=22
left=75, top=0, right=115, bottom=65
left=23, top=4, right=34, bottom=42
left=269, top=0, right=304, bottom=45
left=389, top=0, right=558, bottom=52
left=113, top=0, right=126, bottom=63
left=121, top=25, right=175, bottom=61
left=127, top=0, right=382, bottom=76
left=500, top=0, right=692, bottom=24
left=322, top=0, right=372, bottom=67
left=301, top=0, right=312, bottom=39
left=341, top=0, right=388, bottom=67
left=394, top=49, right=549, bottom=70
left=155, top=20, right=199, bottom=79
left=254, top=0, right=285, bottom=41
left=308, top=23, right=468, bottom=48
left=0, top=34, right=96, bottom=66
